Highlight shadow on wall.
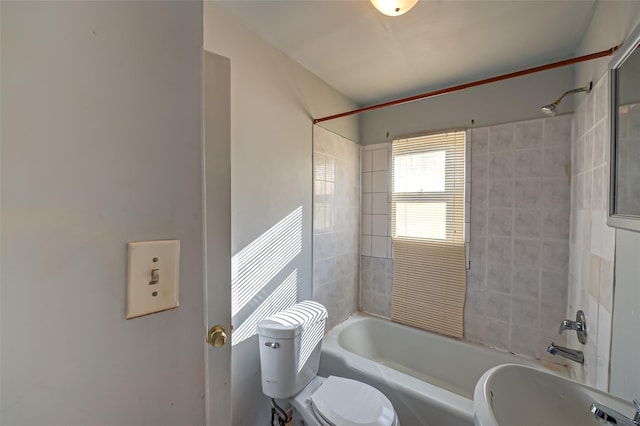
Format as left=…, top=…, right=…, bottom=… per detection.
left=231, top=206, right=303, bottom=345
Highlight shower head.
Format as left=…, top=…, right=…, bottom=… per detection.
left=541, top=82, right=593, bottom=117
left=541, top=102, right=558, bottom=117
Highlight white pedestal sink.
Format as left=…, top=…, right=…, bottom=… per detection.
left=473, top=364, right=637, bottom=426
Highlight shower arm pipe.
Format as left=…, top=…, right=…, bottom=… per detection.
left=313, top=46, right=619, bottom=124
left=551, top=82, right=593, bottom=106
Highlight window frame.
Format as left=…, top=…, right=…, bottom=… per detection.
left=391, top=131, right=466, bottom=245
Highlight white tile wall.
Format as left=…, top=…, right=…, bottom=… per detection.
left=361, top=235, right=372, bottom=257
left=466, top=116, right=572, bottom=363
left=372, top=171, right=388, bottom=192
left=362, top=150, right=372, bottom=172
left=568, top=73, right=615, bottom=390
left=371, top=236, right=387, bottom=258
left=312, top=126, right=360, bottom=330
left=360, top=143, right=392, bottom=261
left=372, top=148, right=388, bottom=171
left=371, top=215, right=387, bottom=236
left=360, top=143, right=393, bottom=316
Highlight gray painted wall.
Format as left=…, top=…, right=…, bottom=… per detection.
left=359, top=67, right=575, bottom=146
left=574, top=1, right=640, bottom=91
left=1, top=2, right=205, bottom=425
left=203, top=4, right=359, bottom=425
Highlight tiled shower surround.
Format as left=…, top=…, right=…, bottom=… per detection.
left=359, top=115, right=573, bottom=363
left=312, top=126, right=360, bottom=330
left=465, top=117, right=572, bottom=362
left=568, top=73, right=615, bottom=389
left=317, top=79, right=617, bottom=387
left=360, top=143, right=394, bottom=317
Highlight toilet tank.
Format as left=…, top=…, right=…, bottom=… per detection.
left=257, top=301, right=328, bottom=399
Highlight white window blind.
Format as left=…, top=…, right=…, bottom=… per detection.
left=391, top=131, right=467, bottom=338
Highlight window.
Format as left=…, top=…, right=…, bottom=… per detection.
left=390, top=131, right=467, bottom=338
left=392, top=131, right=465, bottom=244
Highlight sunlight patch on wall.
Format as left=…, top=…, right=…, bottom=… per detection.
left=231, top=269, right=298, bottom=346
left=231, top=206, right=302, bottom=317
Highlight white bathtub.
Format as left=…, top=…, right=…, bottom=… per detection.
left=318, top=313, right=567, bottom=426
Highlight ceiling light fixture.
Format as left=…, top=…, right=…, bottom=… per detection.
left=370, top=0, right=418, bottom=16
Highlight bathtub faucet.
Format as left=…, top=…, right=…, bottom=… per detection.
left=558, top=310, right=587, bottom=344
left=558, top=318, right=585, bottom=334
left=590, top=399, right=640, bottom=426
left=546, top=342, right=584, bottom=364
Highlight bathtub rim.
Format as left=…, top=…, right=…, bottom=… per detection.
left=325, top=312, right=568, bottom=376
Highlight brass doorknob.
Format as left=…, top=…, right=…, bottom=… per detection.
left=207, top=325, right=227, bottom=347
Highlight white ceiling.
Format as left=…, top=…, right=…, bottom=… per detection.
left=217, top=0, right=598, bottom=106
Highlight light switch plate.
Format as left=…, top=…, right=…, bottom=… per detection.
left=126, top=240, right=180, bottom=319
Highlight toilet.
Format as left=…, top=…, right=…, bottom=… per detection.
left=257, top=300, right=399, bottom=426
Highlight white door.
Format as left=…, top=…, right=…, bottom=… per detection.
left=202, top=50, right=232, bottom=426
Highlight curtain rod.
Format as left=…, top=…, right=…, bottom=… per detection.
left=313, top=46, right=618, bottom=124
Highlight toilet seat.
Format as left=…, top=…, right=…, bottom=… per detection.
left=309, top=376, right=397, bottom=426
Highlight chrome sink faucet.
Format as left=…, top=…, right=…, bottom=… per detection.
left=546, top=342, right=584, bottom=363
left=590, top=399, right=640, bottom=426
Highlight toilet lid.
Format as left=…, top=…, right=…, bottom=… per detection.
left=310, top=376, right=396, bottom=426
